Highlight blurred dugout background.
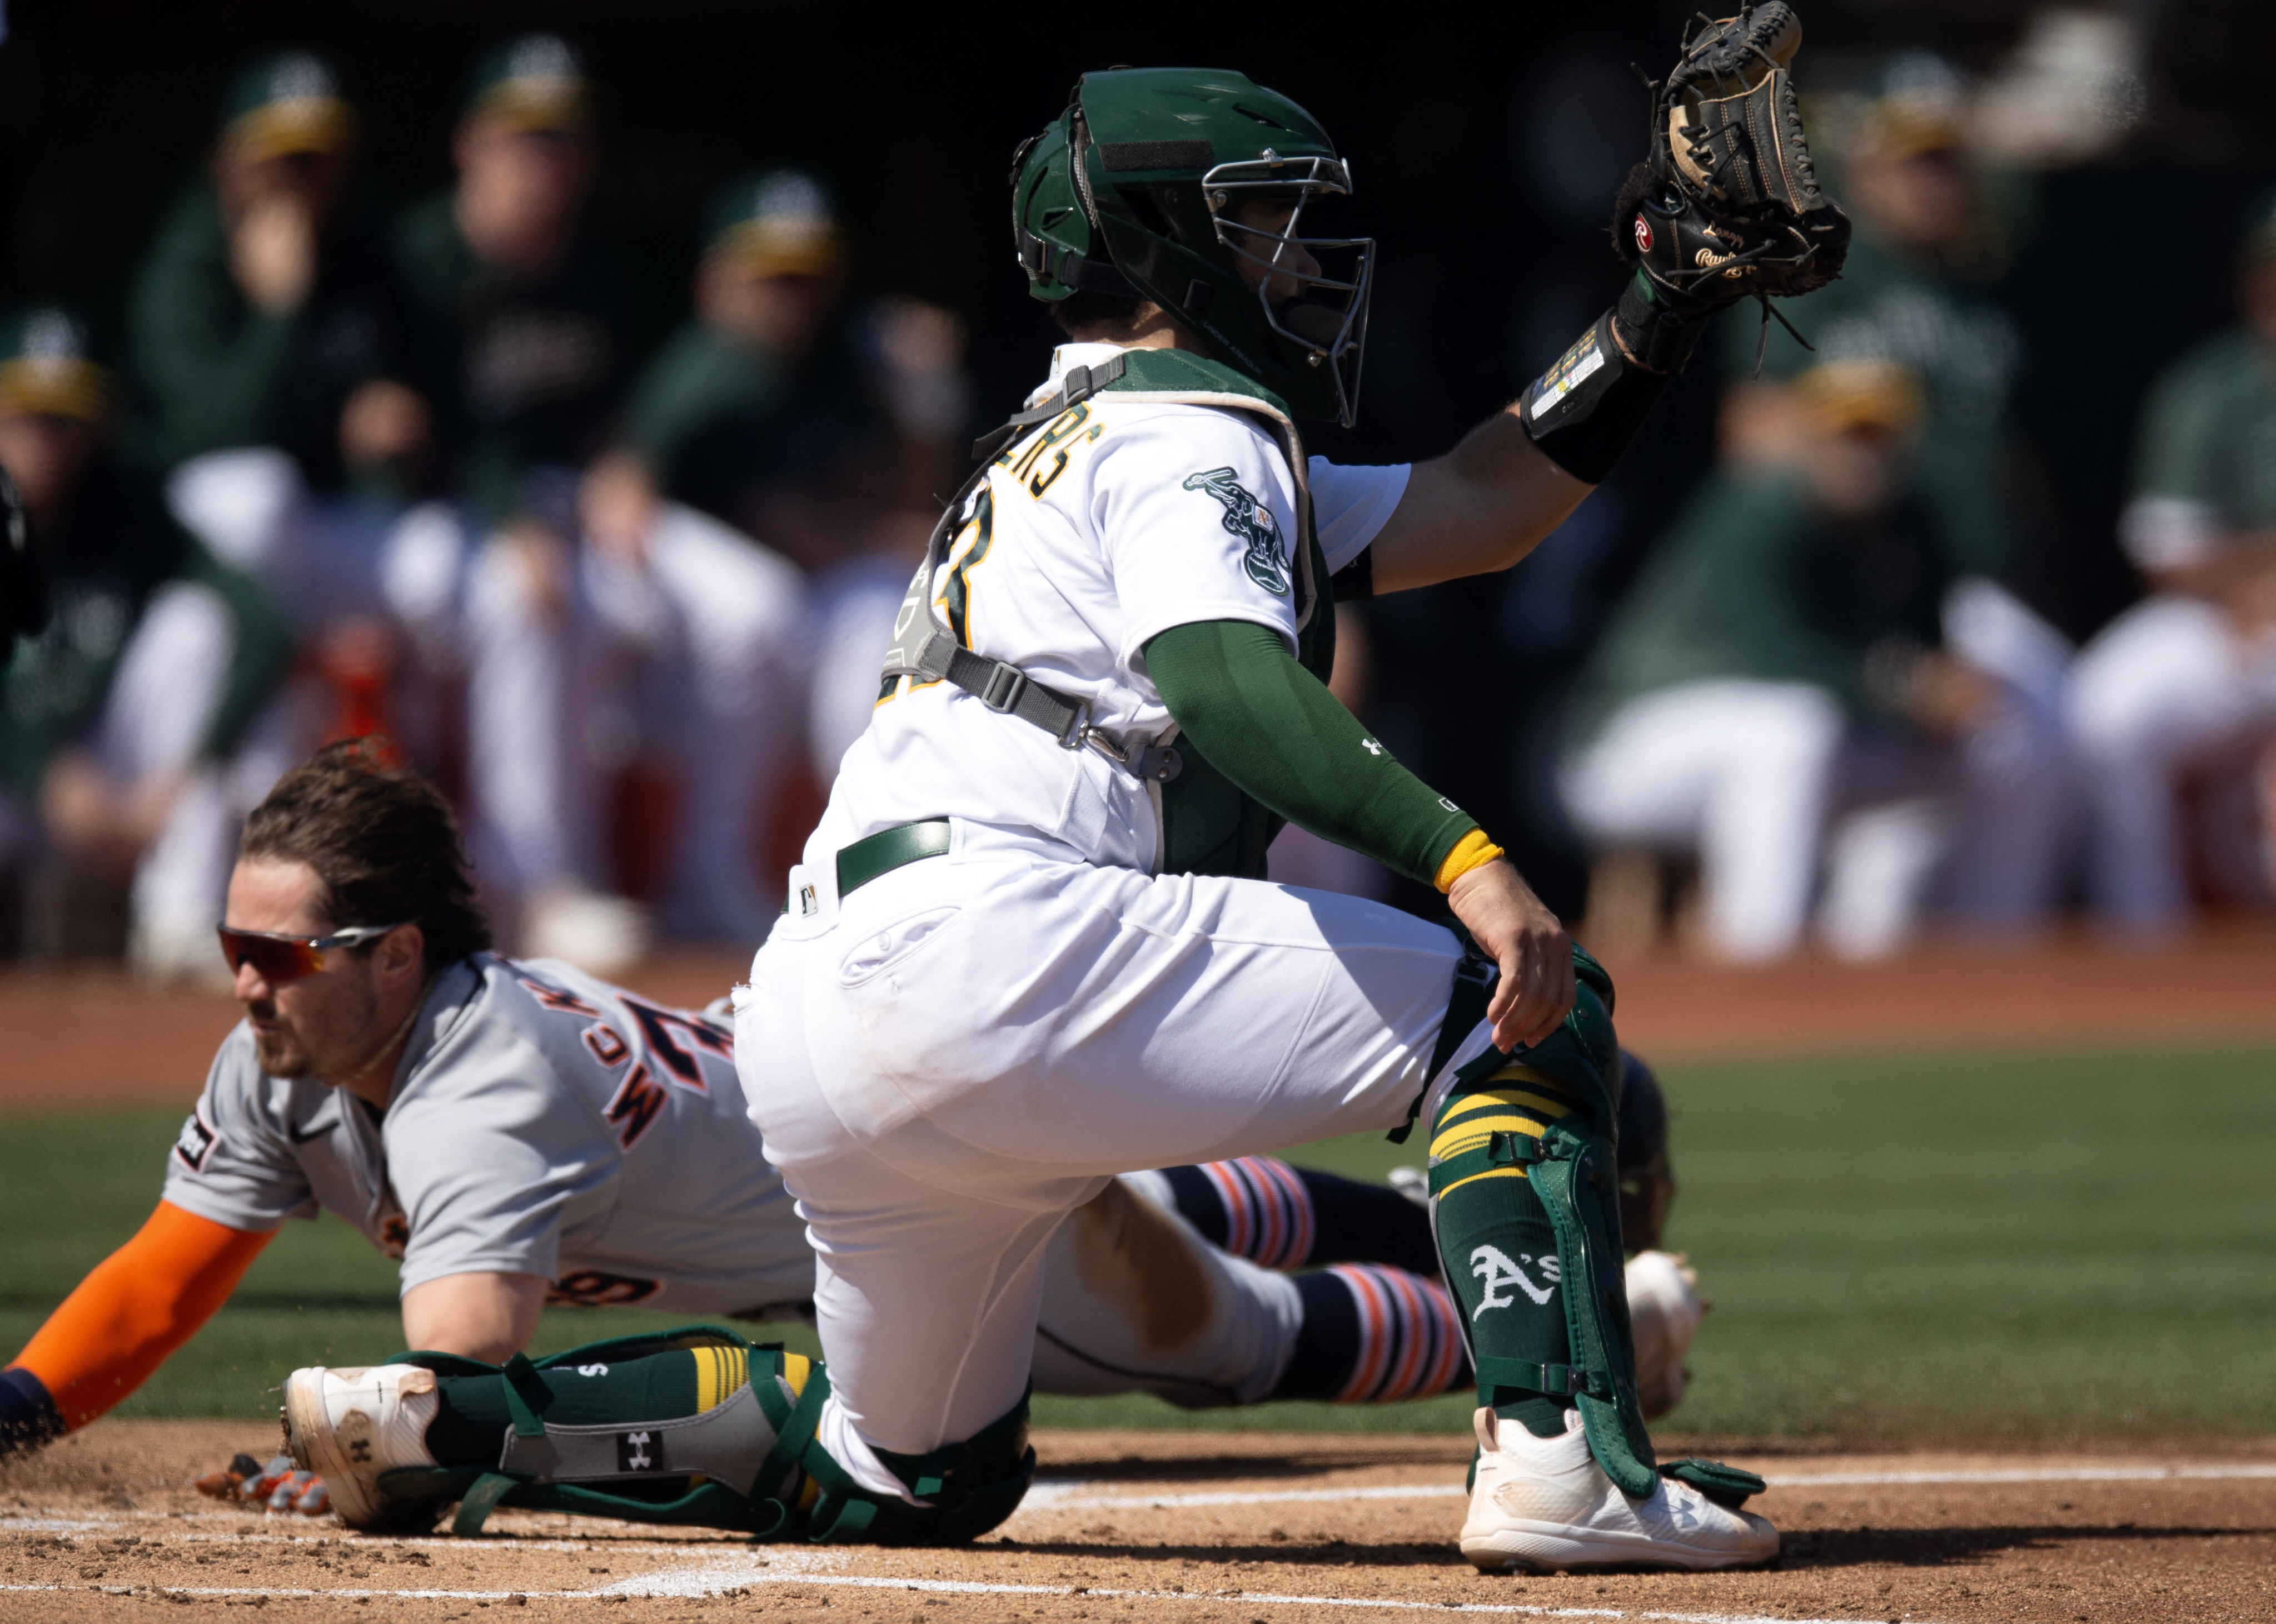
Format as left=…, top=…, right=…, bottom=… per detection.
left=3, top=0, right=2275, bottom=977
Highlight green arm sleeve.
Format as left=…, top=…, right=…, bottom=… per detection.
left=1143, top=618, right=1478, bottom=888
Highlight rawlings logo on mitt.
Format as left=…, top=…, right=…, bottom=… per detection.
left=1614, top=3, right=1851, bottom=352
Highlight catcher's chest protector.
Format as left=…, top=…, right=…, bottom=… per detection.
left=880, top=347, right=1333, bottom=880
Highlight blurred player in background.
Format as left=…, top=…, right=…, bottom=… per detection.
left=381, top=52, right=806, bottom=961
left=2069, top=196, right=2276, bottom=934
left=602, top=171, right=972, bottom=785
left=130, top=51, right=421, bottom=500
left=1565, top=358, right=2068, bottom=960
left=1722, top=54, right=2023, bottom=580
left=392, top=34, right=627, bottom=526
left=0, top=308, right=290, bottom=972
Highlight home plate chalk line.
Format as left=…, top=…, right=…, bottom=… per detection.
left=0, top=1569, right=1923, bottom=1624
left=1016, top=1460, right=2276, bottom=1512
left=5, top=1459, right=2269, bottom=1620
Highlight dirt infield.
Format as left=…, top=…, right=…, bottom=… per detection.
left=9, top=924, right=2276, bottom=1110
left=2, top=1422, right=2270, bottom=1623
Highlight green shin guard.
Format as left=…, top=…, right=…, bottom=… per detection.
left=376, top=1327, right=824, bottom=1537
left=1426, top=949, right=1662, bottom=1500
left=378, top=1326, right=1035, bottom=1546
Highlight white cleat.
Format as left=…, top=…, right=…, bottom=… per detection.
left=1459, top=1407, right=1779, bottom=1573
left=281, top=1364, right=441, bottom=1530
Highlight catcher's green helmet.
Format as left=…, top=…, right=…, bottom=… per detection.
left=1012, top=67, right=1373, bottom=427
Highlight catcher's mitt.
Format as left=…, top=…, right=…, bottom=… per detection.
left=1613, top=4, right=1850, bottom=341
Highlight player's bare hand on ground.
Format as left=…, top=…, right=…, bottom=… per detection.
left=1447, top=859, right=1573, bottom=1051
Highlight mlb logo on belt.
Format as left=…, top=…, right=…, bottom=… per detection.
left=617, top=1430, right=659, bottom=1472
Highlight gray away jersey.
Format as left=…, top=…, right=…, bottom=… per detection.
left=162, top=954, right=814, bottom=1318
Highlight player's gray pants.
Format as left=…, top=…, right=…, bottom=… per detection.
left=735, top=827, right=1491, bottom=1501
left=1030, top=1170, right=1302, bottom=1409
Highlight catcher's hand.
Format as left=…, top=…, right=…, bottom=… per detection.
left=1613, top=4, right=1850, bottom=318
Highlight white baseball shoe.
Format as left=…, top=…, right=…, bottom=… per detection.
left=281, top=1364, right=442, bottom=1529
left=1459, top=1407, right=1778, bottom=1573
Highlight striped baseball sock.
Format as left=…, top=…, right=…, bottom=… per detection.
left=1271, top=1265, right=1470, bottom=1403
left=1161, top=1158, right=1440, bottom=1275
left=1430, top=1061, right=1583, bottom=1439
left=1161, top=1156, right=1316, bottom=1271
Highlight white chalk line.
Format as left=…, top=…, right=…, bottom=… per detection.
left=0, top=1576, right=1913, bottom=1622
left=1771, top=1464, right=2276, bottom=1487
left=1019, top=1462, right=2276, bottom=1513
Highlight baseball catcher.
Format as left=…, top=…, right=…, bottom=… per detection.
left=740, top=16, right=1840, bottom=1573
left=0, top=741, right=1714, bottom=1541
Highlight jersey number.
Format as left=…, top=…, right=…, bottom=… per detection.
left=940, top=486, right=994, bottom=650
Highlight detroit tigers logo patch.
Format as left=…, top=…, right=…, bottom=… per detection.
left=173, top=1108, right=217, bottom=1173
left=1183, top=467, right=1291, bottom=596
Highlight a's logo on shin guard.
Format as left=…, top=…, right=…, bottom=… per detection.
left=617, top=1431, right=658, bottom=1472
left=1469, top=1245, right=1559, bottom=1318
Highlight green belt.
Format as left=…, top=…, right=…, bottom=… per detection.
left=836, top=819, right=952, bottom=900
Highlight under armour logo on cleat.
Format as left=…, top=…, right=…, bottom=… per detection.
left=1470, top=1244, right=1558, bottom=1318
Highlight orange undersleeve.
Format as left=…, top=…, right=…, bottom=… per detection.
left=11, top=1200, right=273, bottom=1430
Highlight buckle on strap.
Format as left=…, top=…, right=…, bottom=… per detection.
left=979, top=662, right=1027, bottom=714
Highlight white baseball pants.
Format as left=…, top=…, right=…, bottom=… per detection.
left=2069, top=593, right=2276, bottom=932
left=735, top=834, right=1485, bottom=1490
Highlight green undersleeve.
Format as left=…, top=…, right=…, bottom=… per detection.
left=1143, top=618, right=1477, bottom=888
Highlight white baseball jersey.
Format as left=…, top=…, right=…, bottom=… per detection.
left=811, top=340, right=1408, bottom=879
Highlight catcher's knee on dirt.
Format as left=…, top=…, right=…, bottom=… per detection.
left=795, top=1393, right=1036, bottom=1546
left=1426, top=948, right=1661, bottom=1498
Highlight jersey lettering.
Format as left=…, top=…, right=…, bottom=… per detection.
left=1468, top=1244, right=1558, bottom=1319
left=582, top=1022, right=631, bottom=1068
left=1182, top=467, right=1291, bottom=596
left=1005, top=402, right=1094, bottom=498
left=602, top=1062, right=670, bottom=1148
left=618, top=995, right=733, bottom=1090
left=548, top=1271, right=662, bottom=1308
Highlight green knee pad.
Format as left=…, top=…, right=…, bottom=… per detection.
left=1427, top=948, right=1661, bottom=1499
left=796, top=1390, right=1037, bottom=1547
left=377, top=1326, right=824, bottom=1537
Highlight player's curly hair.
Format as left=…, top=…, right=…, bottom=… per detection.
left=239, top=738, right=492, bottom=971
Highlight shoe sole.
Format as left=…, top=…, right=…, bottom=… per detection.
left=1461, top=1521, right=1779, bottom=1573
left=282, top=1368, right=382, bottom=1528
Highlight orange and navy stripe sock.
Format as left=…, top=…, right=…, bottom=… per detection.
left=1161, top=1158, right=1437, bottom=1276
left=1271, top=1265, right=1471, bottom=1403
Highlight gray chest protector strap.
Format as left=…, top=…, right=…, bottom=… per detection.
left=880, top=353, right=1178, bottom=784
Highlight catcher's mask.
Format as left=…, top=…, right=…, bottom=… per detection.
left=1012, top=67, right=1375, bottom=427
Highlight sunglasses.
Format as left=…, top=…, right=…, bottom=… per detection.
left=215, top=921, right=410, bottom=984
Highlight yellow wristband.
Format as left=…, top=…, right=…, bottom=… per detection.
left=1433, top=828, right=1504, bottom=893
